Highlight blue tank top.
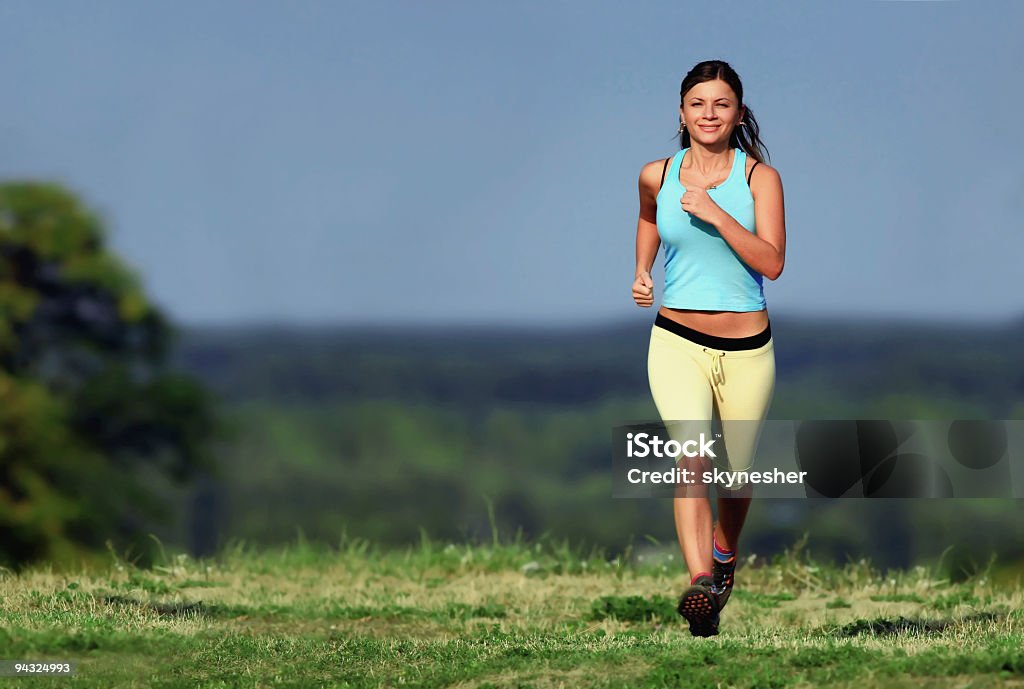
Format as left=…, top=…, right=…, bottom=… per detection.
left=655, top=147, right=766, bottom=312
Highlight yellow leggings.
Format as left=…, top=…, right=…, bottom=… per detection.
left=647, top=317, right=776, bottom=485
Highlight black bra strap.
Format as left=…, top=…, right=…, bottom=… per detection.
left=660, top=156, right=670, bottom=190
left=746, top=160, right=760, bottom=186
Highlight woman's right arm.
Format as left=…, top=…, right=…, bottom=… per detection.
left=632, top=160, right=664, bottom=307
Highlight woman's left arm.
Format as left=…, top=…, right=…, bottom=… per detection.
left=707, top=165, right=786, bottom=280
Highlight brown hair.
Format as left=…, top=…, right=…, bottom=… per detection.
left=675, top=60, right=770, bottom=165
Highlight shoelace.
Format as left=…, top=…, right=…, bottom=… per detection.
left=702, top=348, right=726, bottom=403
left=713, top=559, right=735, bottom=593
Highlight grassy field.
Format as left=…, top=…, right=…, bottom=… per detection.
left=1, top=531, right=1023, bottom=688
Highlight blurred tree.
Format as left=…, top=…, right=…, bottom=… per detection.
left=0, top=182, right=224, bottom=569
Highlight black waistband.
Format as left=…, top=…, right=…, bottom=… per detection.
left=654, top=313, right=771, bottom=351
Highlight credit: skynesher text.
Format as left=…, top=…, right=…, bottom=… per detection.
left=627, top=467, right=808, bottom=489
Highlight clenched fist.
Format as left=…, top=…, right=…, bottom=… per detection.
left=632, top=271, right=654, bottom=307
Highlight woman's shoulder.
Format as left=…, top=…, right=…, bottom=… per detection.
left=634, top=155, right=675, bottom=198
left=743, top=153, right=781, bottom=189
left=639, top=155, right=675, bottom=195
left=640, top=154, right=675, bottom=176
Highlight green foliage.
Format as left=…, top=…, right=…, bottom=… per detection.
left=0, top=182, right=225, bottom=569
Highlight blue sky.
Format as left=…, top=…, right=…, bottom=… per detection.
left=1, top=1, right=1021, bottom=326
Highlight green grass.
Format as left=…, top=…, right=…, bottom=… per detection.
left=0, top=530, right=1022, bottom=688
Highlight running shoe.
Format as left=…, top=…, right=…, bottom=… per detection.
left=677, top=573, right=720, bottom=637
left=712, top=552, right=737, bottom=611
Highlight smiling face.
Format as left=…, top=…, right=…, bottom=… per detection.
left=680, top=79, right=744, bottom=143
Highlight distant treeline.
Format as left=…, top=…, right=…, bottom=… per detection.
left=175, top=315, right=1024, bottom=415
left=159, top=314, right=1024, bottom=576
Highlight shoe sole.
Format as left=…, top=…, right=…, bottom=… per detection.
left=677, top=586, right=720, bottom=637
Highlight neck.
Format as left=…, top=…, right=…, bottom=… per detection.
left=685, top=142, right=733, bottom=176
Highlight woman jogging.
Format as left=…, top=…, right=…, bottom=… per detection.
left=632, top=60, right=786, bottom=637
